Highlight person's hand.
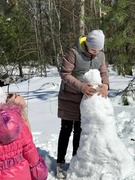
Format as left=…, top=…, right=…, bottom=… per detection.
left=7, top=93, right=26, bottom=108
left=82, top=83, right=97, bottom=97
left=97, top=84, right=108, bottom=98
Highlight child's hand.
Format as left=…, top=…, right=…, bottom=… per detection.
left=97, top=84, right=108, bottom=98
left=82, top=83, right=97, bottom=97
left=7, top=93, right=26, bottom=108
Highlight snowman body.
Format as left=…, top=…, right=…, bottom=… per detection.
left=67, top=69, right=135, bottom=180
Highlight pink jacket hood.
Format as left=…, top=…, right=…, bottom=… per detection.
left=0, top=103, right=22, bottom=144
left=0, top=102, right=48, bottom=180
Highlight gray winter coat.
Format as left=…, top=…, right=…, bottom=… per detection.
left=58, top=36, right=109, bottom=121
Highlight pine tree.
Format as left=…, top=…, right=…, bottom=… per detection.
left=101, top=0, right=135, bottom=75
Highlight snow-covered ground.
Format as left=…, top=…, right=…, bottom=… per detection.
left=2, top=66, right=135, bottom=180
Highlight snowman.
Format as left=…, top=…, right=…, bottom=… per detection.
left=67, top=69, right=135, bottom=180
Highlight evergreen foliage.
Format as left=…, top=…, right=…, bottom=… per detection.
left=0, top=1, right=38, bottom=77
left=0, top=0, right=135, bottom=77
left=101, top=0, right=135, bottom=75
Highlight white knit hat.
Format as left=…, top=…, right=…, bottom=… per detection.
left=86, top=30, right=105, bottom=50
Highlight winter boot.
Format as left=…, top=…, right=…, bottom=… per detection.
left=56, top=163, right=66, bottom=179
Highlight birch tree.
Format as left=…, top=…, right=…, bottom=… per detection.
left=80, top=0, right=85, bottom=35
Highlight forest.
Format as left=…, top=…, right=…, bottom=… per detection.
left=0, top=0, right=135, bottom=78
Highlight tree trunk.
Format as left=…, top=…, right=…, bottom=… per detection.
left=79, top=0, right=85, bottom=35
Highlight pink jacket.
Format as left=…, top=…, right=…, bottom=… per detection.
left=0, top=103, right=48, bottom=180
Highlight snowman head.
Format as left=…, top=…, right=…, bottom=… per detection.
left=83, top=69, right=101, bottom=85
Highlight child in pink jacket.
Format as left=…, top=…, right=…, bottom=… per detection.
left=0, top=102, right=48, bottom=180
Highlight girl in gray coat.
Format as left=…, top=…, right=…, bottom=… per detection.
left=56, top=30, right=109, bottom=179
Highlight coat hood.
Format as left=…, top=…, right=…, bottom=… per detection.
left=0, top=103, right=23, bottom=144
left=72, top=36, right=92, bottom=57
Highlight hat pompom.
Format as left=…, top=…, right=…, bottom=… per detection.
left=0, top=87, right=6, bottom=104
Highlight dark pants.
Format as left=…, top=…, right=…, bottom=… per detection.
left=57, top=119, right=82, bottom=163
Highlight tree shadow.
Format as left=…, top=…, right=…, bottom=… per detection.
left=37, top=147, right=70, bottom=176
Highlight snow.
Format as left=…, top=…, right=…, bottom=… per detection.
left=67, top=69, right=135, bottom=180
left=2, top=66, right=135, bottom=180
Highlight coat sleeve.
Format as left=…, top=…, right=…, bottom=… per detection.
left=99, top=56, right=110, bottom=89
left=22, top=123, right=48, bottom=180
left=60, top=48, right=86, bottom=92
